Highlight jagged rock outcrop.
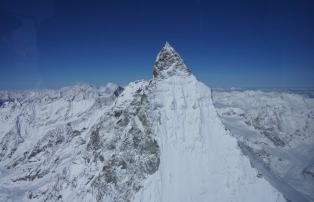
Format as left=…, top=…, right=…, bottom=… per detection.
left=153, top=42, right=191, bottom=79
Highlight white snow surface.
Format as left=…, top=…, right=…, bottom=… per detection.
left=134, top=74, right=285, bottom=202
left=213, top=90, right=314, bottom=202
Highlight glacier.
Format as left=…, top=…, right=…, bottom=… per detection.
left=1, top=42, right=312, bottom=201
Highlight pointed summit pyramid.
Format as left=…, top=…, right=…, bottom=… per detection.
left=135, top=44, right=286, bottom=202
left=153, top=42, right=191, bottom=79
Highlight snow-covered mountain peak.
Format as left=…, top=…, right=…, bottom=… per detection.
left=153, top=42, right=191, bottom=79
left=0, top=43, right=304, bottom=202
left=161, top=41, right=174, bottom=52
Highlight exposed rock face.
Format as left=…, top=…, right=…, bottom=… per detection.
left=153, top=42, right=191, bottom=79
left=85, top=80, right=160, bottom=202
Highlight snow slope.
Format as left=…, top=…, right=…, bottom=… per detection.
left=134, top=43, right=285, bottom=202
left=213, top=90, right=314, bottom=202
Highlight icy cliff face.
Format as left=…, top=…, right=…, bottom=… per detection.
left=0, top=43, right=287, bottom=202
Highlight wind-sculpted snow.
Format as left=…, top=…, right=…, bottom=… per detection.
left=213, top=90, right=314, bottom=202
left=0, top=43, right=288, bottom=202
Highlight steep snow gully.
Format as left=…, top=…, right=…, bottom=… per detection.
left=0, top=43, right=295, bottom=201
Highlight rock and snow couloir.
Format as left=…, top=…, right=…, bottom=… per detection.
left=0, top=43, right=287, bottom=202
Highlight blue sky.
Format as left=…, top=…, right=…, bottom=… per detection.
left=0, top=0, right=313, bottom=89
